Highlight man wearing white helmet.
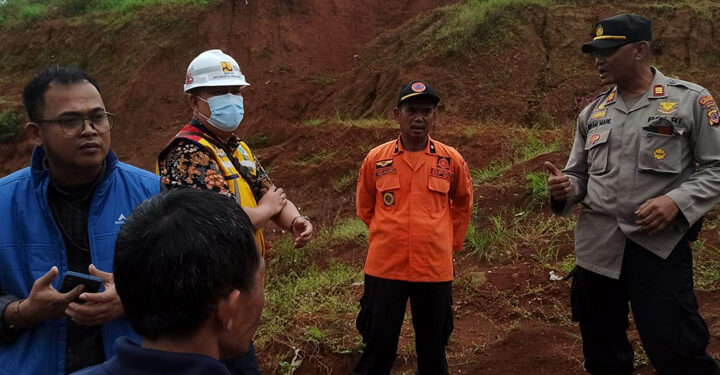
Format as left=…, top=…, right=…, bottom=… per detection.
left=157, top=49, right=313, bottom=374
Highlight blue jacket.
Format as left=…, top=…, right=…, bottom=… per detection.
left=0, top=148, right=161, bottom=375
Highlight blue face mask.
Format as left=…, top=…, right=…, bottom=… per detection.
left=197, top=93, right=244, bottom=132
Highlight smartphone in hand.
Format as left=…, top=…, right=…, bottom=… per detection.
left=59, top=271, right=103, bottom=296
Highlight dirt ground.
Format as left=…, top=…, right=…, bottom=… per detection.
left=2, top=1, right=720, bottom=374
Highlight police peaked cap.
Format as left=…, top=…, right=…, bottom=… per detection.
left=582, top=14, right=652, bottom=53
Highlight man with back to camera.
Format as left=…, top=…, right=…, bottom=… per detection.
left=546, top=14, right=720, bottom=374
left=72, top=188, right=265, bottom=375
left=353, top=80, right=473, bottom=375
left=0, top=67, right=161, bottom=374
left=157, top=48, right=312, bottom=373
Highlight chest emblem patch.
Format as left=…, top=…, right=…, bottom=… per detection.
left=375, top=159, right=393, bottom=169
left=590, top=133, right=601, bottom=144
left=658, top=102, right=678, bottom=114
left=653, top=148, right=666, bottom=160
left=436, top=156, right=451, bottom=170
left=382, top=191, right=395, bottom=206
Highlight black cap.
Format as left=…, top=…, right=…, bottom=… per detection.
left=581, top=14, right=652, bottom=53
left=397, top=80, right=440, bottom=106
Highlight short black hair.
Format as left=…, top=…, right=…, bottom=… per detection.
left=22, top=66, right=101, bottom=122
left=114, top=189, right=261, bottom=340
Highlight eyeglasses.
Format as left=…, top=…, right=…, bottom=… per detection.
left=36, top=112, right=115, bottom=136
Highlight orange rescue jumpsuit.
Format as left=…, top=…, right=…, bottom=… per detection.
left=356, top=136, right=473, bottom=282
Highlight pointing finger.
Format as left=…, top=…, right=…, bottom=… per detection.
left=544, top=161, right=563, bottom=176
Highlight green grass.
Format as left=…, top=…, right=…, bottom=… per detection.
left=693, top=238, right=720, bottom=291
left=0, top=110, right=21, bottom=143
left=0, top=0, right=216, bottom=26
left=464, top=208, right=509, bottom=262
left=336, top=117, right=394, bottom=129
left=408, top=0, right=554, bottom=59
left=310, top=76, right=334, bottom=86
left=304, top=118, right=327, bottom=127
left=525, top=171, right=549, bottom=205
left=289, top=149, right=336, bottom=168
left=244, top=134, right=269, bottom=149
left=257, top=261, right=363, bottom=352
left=464, top=206, right=574, bottom=264
left=333, top=170, right=359, bottom=193
left=270, top=217, right=367, bottom=272
left=258, top=217, right=368, bottom=353
left=470, top=161, right=510, bottom=185
left=515, top=135, right=560, bottom=163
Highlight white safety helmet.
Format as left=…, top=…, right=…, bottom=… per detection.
left=183, top=49, right=250, bottom=92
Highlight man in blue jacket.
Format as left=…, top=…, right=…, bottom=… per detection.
left=0, top=67, right=161, bottom=374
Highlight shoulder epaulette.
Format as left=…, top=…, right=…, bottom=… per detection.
left=667, top=78, right=705, bottom=94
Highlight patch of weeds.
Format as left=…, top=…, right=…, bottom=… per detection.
left=515, top=135, right=560, bottom=162
left=470, top=161, right=510, bottom=185
left=535, top=244, right=558, bottom=269
left=305, top=325, right=327, bottom=344
left=464, top=207, right=575, bottom=265
left=244, top=134, right=269, bottom=149
left=336, top=117, right=393, bottom=129
left=559, top=254, right=575, bottom=274
left=269, top=217, right=367, bottom=272
left=525, top=171, right=549, bottom=206
left=0, top=109, right=21, bottom=143
left=463, top=126, right=476, bottom=139
left=333, top=169, right=359, bottom=193
left=0, top=0, right=217, bottom=26
left=257, top=261, right=363, bottom=353
left=692, top=238, right=720, bottom=291
left=530, top=110, right=557, bottom=129
left=304, top=118, right=327, bottom=127
left=289, top=149, right=336, bottom=168
left=426, top=0, right=554, bottom=56
left=330, top=217, right=368, bottom=245
left=464, top=208, right=508, bottom=262
left=310, top=76, right=334, bottom=86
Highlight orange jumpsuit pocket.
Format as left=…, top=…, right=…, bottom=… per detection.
left=376, top=175, right=400, bottom=209
left=424, top=177, right=450, bottom=211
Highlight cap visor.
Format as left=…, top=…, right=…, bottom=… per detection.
left=581, top=39, right=628, bottom=53
left=398, top=93, right=439, bottom=106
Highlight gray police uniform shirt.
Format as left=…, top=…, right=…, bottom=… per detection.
left=552, top=68, right=720, bottom=279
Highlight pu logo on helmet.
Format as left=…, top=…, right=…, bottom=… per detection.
left=221, top=62, right=233, bottom=73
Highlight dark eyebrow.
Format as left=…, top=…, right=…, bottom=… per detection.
left=56, top=107, right=106, bottom=118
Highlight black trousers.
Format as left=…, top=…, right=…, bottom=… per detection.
left=571, top=238, right=720, bottom=375
left=353, top=274, right=453, bottom=375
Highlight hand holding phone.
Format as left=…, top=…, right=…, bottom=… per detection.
left=59, top=271, right=103, bottom=295
left=64, top=265, right=125, bottom=326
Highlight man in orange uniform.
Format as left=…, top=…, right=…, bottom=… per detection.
left=353, top=80, right=473, bottom=375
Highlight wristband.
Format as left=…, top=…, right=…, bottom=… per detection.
left=290, top=215, right=309, bottom=233
left=6, top=299, right=28, bottom=331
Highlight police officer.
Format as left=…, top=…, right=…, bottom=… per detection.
left=353, top=80, right=473, bottom=375
left=546, top=14, right=720, bottom=374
